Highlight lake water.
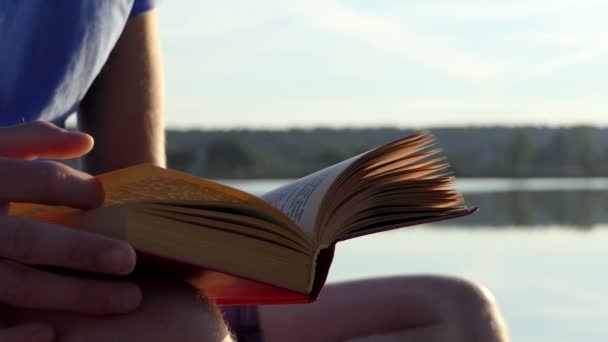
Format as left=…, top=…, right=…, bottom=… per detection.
left=220, top=178, right=608, bottom=342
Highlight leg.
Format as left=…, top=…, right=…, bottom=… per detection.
left=259, top=275, right=509, bottom=342
left=5, top=275, right=233, bottom=342
left=221, top=306, right=264, bottom=342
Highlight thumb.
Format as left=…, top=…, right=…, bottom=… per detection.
left=0, top=323, right=55, bottom=342
left=0, top=121, right=94, bottom=160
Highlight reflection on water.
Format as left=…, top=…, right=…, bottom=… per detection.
left=329, top=228, right=608, bottom=342
left=219, top=178, right=608, bottom=341
left=222, top=178, right=608, bottom=229
left=448, top=190, right=608, bottom=229
left=454, top=177, right=608, bottom=193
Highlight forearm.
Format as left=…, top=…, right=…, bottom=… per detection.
left=78, top=10, right=165, bottom=175
left=46, top=10, right=234, bottom=341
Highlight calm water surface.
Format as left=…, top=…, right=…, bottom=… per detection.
left=221, top=178, right=608, bottom=342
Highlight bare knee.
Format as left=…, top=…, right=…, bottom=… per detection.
left=261, top=276, right=508, bottom=342
left=410, top=275, right=509, bottom=342
left=135, top=290, right=231, bottom=342
left=421, top=275, right=497, bottom=311
left=339, top=275, right=508, bottom=341
left=100, top=277, right=233, bottom=342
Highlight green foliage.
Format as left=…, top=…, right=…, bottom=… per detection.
left=165, top=126, right=608, bottom=178
left=203, top=140, right=257, bottom=178
left=166, top=148, right=195, bottom=172
left=505, top=130, right=535, bottom=176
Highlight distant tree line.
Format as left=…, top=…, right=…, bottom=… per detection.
left=165, top=126, right=608, bottom=179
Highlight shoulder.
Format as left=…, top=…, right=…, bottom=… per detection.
left=130, top=0, right=157, bottom=17
left=0, top=0, right=156, bottom=126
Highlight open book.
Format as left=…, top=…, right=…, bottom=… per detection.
left=10, top=131, right=475, bottom=305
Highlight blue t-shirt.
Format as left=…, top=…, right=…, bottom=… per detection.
left=0, top=0, right=155, bottom=127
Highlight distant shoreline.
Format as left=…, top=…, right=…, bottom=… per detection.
left=166, top=126, right=607, bottom=179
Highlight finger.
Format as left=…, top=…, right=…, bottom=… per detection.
left=0, top=159, right=104, bottom=209
left=0, top=323, right=54, bottom=342
left=0, top=121, right=93, bottom=160
left=0, top=215, right=136, bottom=276
left=0, top=261, right=142, bottom=315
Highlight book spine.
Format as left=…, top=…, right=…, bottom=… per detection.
left=309, top=245, right=336, bottom=300
left=135, top=250, right=312, bottom=305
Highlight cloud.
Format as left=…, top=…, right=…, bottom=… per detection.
left=527, top=40, right=608, bottom=78
left=286, top=0, right=495, bottom=82
left=159, top=0, right=606, bottom=83
left=157, top=0, right=608, bottom=128
left=383, top=0, right=607, bottom=22
left=159, top=0, right=496, bottom=82
left=158, top=0, right=277, bottom=40
left=165, top=92, right=608, bottom=129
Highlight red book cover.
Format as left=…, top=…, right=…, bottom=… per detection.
left=136, top=207, right=477, bottom=305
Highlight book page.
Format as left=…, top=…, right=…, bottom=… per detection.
left=261, top=155, right=361, bottom=237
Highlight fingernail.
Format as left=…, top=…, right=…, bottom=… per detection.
left=31, top=326, right=55, bottom=342
left=110, top=285, right=142, bottom=312
left=100, top=246, right=134, bottom=274
left=59, top=126, right=80, bottom=134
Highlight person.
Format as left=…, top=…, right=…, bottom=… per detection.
left=0, top=1, right=509, bottom=341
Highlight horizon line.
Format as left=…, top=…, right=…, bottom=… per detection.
left=164, top=123, right=607, bottom=131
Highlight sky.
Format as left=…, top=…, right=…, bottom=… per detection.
left=157, top=0, right=608, bottom=129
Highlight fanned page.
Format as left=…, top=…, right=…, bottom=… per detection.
left=261, top=155, right=361, bottom=238
left=313, top=131, right=473, bottom=243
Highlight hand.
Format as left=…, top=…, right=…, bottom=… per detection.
left=0, top=122, right=142, bottom=341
